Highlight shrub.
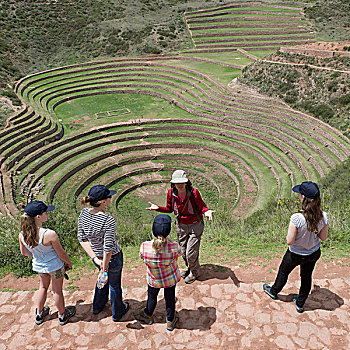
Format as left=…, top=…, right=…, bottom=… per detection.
left=0, top=216, right=32, bottom=276
left=339, top=94, right=350, bottom=106
left=1, top=88, right=21, bottom=106
left=327, top=80, right=338, bottom=92
left=142, top=44, right=161, bottom=54
left=313, top=103, right=334, bottom=122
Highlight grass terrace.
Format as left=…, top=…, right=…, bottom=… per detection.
left=183, top=3, right=315, bottom=59
left=0, top=1, right=349, bottom=276
left=4, top=56, right=347, bottom=227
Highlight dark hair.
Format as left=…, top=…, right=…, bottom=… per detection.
left=171, top=180, right=193, bottom=195
left=81, top=196, right=102, bottom=208
left=302, top=195, right=323, bottom=233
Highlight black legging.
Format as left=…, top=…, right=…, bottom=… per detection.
left=145, top=284, right=176, bottom=321
left=271, top=248, right=321, bottom=307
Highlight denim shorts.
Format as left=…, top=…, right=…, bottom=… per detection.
left=39, top=265, right=65, bottom=279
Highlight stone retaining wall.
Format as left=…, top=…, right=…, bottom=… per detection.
left=280, top=47, right=350, bottom=58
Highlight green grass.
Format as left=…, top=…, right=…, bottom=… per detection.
left=1, top=158, right=349, bottom=277
left=66, top=285, right=79, bottom=292
left=195, top=33, right=313, bottom=41
left=54, top=94, right=192, bottom=133
left=188, top=6, right=301, bottom=14
left=190, top=21, right=307, bottom=29
left=0, top=288, right=25, bottom=292
left=188, top=13, right=301, bottom=20
left=1, top=0, right=349, bottom=278
left=182, top=51, right=252, bottom=66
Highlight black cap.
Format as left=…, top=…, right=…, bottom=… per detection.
left=88, top=185, right=117, bottom=201
left=24, top=201, right=55, bottom=217
left=152, top=214, right=172, bottom=238
left=292, top=181, right=320, bottom=199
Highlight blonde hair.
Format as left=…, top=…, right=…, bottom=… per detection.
left=20, top=214, right=38, bottom=248
left=152, top=236, right=168, bottom=254
left=302, top=195, right=323, bottom=233
left=81, top=196, right=102, bottom=208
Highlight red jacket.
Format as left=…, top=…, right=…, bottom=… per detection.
left=157, top=188, right=208, bottom=225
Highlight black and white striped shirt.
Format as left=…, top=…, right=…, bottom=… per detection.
left=77, top=208, right=121, bottom=257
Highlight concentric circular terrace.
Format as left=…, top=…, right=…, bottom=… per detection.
left=1, top=54, right=349, bottom=220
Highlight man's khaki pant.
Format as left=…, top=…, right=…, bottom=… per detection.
left=176, top=220, right=204, bottom=278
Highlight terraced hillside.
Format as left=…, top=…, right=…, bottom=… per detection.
left=183, top=2, right=315, bottom=55
left=1, top=53, right=349, bottom=224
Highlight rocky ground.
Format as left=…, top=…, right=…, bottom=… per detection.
left=1, top=258, right=350, bottom=349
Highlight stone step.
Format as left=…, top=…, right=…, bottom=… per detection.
left=0, top=278, right=349, bottom=349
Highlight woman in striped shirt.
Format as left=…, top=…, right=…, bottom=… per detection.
left=77, top=185, right=129, bottom=321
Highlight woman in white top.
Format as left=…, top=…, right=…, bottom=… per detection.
left=263, top=181, right=328, bottom=313
left=19, top=201, right=75, bottom=325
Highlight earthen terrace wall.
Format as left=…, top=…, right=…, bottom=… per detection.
left=280, top=47, right=350, bottom=58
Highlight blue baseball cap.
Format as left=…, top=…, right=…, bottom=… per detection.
left=24, top=201, right=55, bottom=217
left=152, top=214, right=172, bottom=237
left=88, top=185, right=117, bottom=201
left=292, top=181, right=320, bottom=199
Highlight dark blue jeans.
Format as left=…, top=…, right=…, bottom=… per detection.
left=145, top=284, right=176, bottom=321
left=271, top=248, right=321, bottom=307
left=93, top=252, right=126, bottom=321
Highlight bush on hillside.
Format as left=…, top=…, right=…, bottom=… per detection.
left=304, top=0, right=350, bottom=41
left=1, top=0, right=223, bottom=90
left=1, top=88, right=21, bottom=106
left=240, top=52, right=350, bottom=136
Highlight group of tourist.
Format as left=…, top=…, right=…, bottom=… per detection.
left=19, top=169, right=328, bottom=329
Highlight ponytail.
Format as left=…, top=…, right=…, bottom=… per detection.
left=20, top=214, right=38, bottom=248
left=81, top=196, right=102, bottom=208
left=152, top=236, right=168, bottom=254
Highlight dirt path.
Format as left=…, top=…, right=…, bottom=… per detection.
left=1, top=259, right=350, bottom=349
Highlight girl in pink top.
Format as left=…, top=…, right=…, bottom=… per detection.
left=134, top=214, right=181, bottom=331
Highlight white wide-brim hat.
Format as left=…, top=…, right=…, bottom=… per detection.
left=170, top=169, right=188, bottom=183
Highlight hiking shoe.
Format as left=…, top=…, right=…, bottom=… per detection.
left=180, top=268, right=190, bottom=279
left=58, top=306, right=76, bottom=325
left=292, top=294, right=304, bottom=313
left=166, top=312, right=179, bottom=331
left=184, top=273, right=197, bottom=284
left=133, top=308, right=154, bottom=325
left=93, top=308, right=103, bottom=315
left=263, top=284, right=278, bottom=300
left=35, top=306, right=50, bottom=325
left=113, top=301, right=130, bottom=322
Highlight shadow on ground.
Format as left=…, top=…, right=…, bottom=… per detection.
left=129, top=298, right=216, bottom=330
left=278, top=285, right=344, bottom=312
left=306, top=285, right=344, bottom=311
left=72, top=298, right=216, bottom=330
left=198, top=263, right=241, bottom=286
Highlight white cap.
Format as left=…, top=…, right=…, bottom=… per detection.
left=170, top=170, right=188, bottom=183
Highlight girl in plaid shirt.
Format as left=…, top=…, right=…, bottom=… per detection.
left=134, top=214, right=181, bottom=331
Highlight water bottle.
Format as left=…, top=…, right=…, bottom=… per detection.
left=96, top=271, right=108, bottom=289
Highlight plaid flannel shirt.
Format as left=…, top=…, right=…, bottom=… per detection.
left=140, top=238, right=181, bottom=288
